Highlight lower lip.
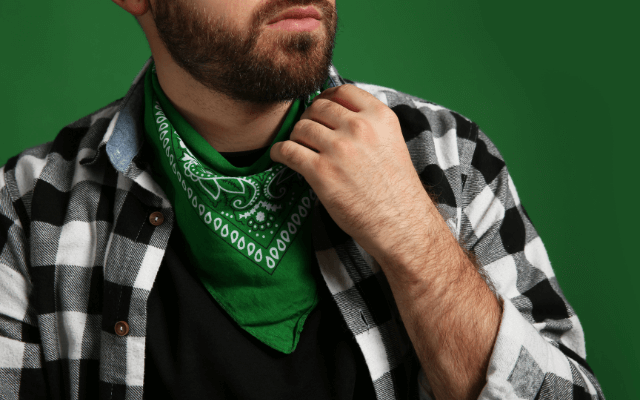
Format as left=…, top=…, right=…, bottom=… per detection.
left=267, top=17, right=321, bottom=31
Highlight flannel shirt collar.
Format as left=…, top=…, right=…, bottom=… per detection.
left=85, top=56, right=347, bottom=181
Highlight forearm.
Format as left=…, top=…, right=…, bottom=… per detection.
left=375, top=204, right=503, bottom=400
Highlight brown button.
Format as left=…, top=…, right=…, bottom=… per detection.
left=115, top=321, right=130, bottom=336
left=149, top=211, right=164, bottom=226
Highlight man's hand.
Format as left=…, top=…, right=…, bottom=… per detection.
left=272, top=84, right=503, bottom=400
left=270, top=84, right=432, bottom=265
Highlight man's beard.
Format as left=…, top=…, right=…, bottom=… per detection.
left=148, top=0, right=339, bottom=107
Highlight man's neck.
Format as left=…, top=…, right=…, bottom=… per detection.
left=154, top=54, right=295, bottom=153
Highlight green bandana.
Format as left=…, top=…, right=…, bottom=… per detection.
left=143, top=61, right=333, bottom=354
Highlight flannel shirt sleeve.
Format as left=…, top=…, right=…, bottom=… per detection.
left=453, top=128, right=605, bottom=399
left=0, top=161, right=49, bottom=398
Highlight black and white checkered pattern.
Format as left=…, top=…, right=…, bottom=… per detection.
left=0, top=57, right=604, bottom=400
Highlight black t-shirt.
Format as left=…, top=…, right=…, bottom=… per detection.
left=142, top=146, right=377, bottom=399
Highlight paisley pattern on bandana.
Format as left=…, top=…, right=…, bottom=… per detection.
left=152, top=102, right=316, bottom=275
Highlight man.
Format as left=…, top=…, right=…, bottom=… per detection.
left=0, top=0, right=605, bottom=399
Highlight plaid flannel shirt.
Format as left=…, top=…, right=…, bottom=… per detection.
left=0, top=57, right=605, bottom=400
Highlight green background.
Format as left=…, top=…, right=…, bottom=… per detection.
left=1, top=1, right=637, bottom=398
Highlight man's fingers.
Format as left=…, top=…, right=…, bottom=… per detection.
left=270, top=140, right=319, bottom=179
